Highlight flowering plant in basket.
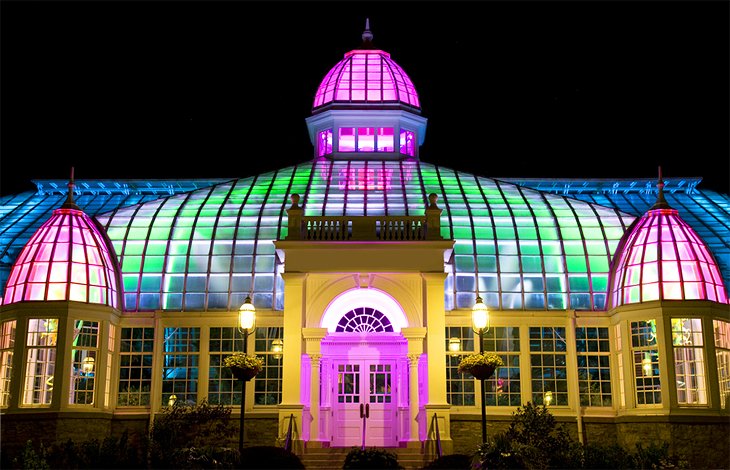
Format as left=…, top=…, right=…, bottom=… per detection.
left=457, top=353, right=504, bottom=380
left=223, top=353, right=264, bottom=381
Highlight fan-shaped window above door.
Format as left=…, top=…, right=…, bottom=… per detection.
left=336, top=307, right=393, bottom=332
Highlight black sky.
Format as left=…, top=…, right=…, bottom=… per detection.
left=1, top=0, right=728, bottom=196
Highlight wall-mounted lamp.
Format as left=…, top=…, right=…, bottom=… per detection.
left=271, top=339, right=284, bottom=360
left=544, top=390, right=553, bottom=406
left=448, top=337, right=461, bottom=356
left=81, top=356, right=95, bottom=374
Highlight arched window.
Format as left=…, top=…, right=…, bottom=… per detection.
left=336, top=307, right=393, bottom=333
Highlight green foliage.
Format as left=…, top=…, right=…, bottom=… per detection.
left=239, top=446, right=304, bottom=469
left=582, top=442, right=637, bottom=469
left=342, top=447, right=403, bottom=469
left=633, top=442, right=689, bottom=469
left=8, top=433, right=140, bottom=470
left=473, top=402, right=689, bottom=469
left=148, top=398, right=237, bottom=468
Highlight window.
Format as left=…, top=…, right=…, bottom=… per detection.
left=714, top=320, right=730, bottom=409
left=23, top=318, right=57, bottom=405
left=338, top=127, right=395, bottom=153
left=483, top=327, right=521, bottom=406
left=399, top=129, right=415, bottom=156
left=104, top=324, right=116, bottom=408
left=254, top=327, right=283, bottom=405
left=631, top=320, right=661, bottom=405
left=671, top=318, right=706, bottom=405
left=445, top=327, right=475, bottom=406
left=317, top=129, right=333, bottom=156
left=529, top=327, right=568, bottom=406
left=69, top=320, right=99, bottom=405
left=575, top=327, right=612, bottom=406
left=209, top=327, right=246, bottom=405
left=118, top=327, right=154, bottom=406
left=161, top=327, right=200, bottom=406
left=0, top=320, right=15, bottom=407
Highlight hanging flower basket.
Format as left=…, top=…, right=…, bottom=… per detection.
left=457, top=353, right=504, bottom=381
left=223, top=353, right=264, bottom=382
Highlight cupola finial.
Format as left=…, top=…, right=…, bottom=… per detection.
left=650, top=165, right=671, bottom=210
left=361, top=18, right=373, bottom=46
left=61, top=166, right=80, bottom=210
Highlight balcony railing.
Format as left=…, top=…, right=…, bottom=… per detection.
left=284, top=193, right=443, bottom=241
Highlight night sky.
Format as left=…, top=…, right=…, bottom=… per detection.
left=1, top=0, right=728, bottom=196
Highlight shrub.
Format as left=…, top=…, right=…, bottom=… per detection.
left=423, top=453, right=473, bottom=469
left=582, top=442, right=636, bottom=469
left=239, top=446, right=304, bottom=469
left=149, top=398, right=237, bottom=468
left=342, top=447, right=403, bottom=469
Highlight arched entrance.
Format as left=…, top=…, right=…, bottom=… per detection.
left=318, top=290, right=410, bottom=447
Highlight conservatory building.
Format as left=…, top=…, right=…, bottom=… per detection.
left=0, top=24, right=729, bottom=467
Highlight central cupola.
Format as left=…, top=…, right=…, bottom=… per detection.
left=306, top=19, right=428, bottom=161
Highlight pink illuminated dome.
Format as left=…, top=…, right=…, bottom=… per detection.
left=312, top=20, right=420, bottom=112
left=2, top=173, right=121, bottom=308
left=609, top=171, right=728, bottom=308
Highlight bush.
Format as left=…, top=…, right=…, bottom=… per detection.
left=423, top=453, right=473, bottom=469
left=149, top=398, right=237, bottom=468
left=342, top=447, right=403, bottom=469
left=239, top=446, right=304, bottom=469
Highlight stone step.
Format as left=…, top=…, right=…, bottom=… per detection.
left=298, top=447, right=431, bottom=470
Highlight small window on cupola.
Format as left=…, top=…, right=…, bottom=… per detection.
left=317, top=129, right=333, bottom=156
left=399, top=129, right=415, bottom=156
left=338, top=127, right=396, bottom=153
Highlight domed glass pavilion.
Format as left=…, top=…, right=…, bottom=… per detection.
left=0, top=21, right=729, bottom=466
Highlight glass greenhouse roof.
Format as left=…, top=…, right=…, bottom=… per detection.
left=1, top=166, right=728, bottom=313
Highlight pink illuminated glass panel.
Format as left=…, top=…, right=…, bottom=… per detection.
left=313, top=50, right=420, bottom=108
left=2, top=208, right=120, bottom=308
left=317, top=129, right=333, bottom=156
left=610, top=208, right=728, bottom=307
left=399, top=129, right=415, bottom=156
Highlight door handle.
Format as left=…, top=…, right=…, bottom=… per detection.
left=360, top=403, right=365, bottom=418
left=365, top=403, right=370, bottom=418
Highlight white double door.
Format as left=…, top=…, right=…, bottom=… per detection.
left=331, top=359, right=398, bottom=447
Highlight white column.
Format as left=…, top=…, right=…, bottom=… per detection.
left=407, top=353, right=421, bottom=442
left=309, top=353, right=322, bottom=443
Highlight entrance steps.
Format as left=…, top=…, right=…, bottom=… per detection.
left=299, top=446, right=432, bottom=470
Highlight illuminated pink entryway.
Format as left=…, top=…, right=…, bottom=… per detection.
left=305, top=288, right=418, bottom=447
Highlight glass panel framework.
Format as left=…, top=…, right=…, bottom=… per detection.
left=161, top=327, right=200, bottom=406
left=93, top=162, right=634, bottom=312
left=313, top=50, right=420, bottom=108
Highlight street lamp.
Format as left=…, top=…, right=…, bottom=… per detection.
left=472, top=295, right=490, bottom=444
left=238, top=295, right=256, bottom=456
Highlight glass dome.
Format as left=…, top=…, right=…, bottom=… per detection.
left=2, top=206, right=121, bottom=308
left=313, top=49, right=420, bottom=110
left=609, top=206, right=728, bottom=307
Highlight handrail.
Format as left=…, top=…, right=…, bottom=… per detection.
left=433, top=413, right=443, bottom=459
left=284, top=413, right=294, bottom=452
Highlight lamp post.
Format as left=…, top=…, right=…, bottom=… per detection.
left=472, top=295, right=490, bottom=444
left=238, top=295, right=256, bottom=457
